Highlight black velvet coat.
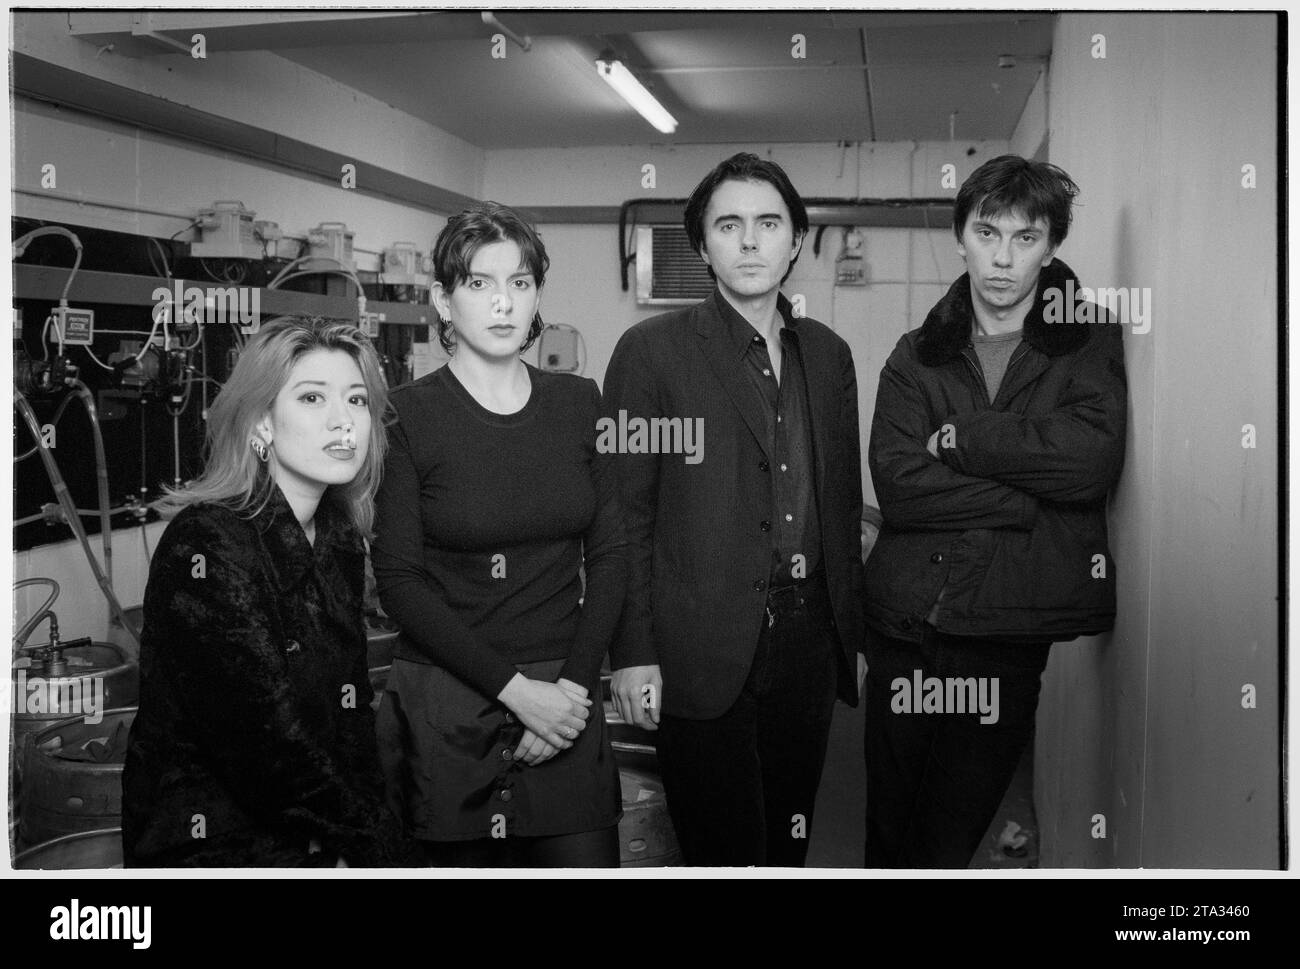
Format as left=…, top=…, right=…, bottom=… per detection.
left=122, top=484, right=407, bottom=866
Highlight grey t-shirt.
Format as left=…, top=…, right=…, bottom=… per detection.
left=971, top=328, right=1023, bottom=404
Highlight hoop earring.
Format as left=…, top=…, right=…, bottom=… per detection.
left=251, top=438, right=269, bottom=463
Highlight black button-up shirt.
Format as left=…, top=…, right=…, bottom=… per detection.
left=717, top=292, right=823, bottom=585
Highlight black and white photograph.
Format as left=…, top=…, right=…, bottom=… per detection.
left=2, top=0, right=1289, bottom=939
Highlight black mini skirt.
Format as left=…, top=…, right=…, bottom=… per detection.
left=376, top=656, right=621, bottom=842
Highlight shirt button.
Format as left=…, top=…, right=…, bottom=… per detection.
left=759, top=460, right=769, bottom=472
left=784, top=514, right=793, bottom=522
left=931, top=552, right=944, bottom=564
left=762, top=368, right=772, bottom=377
left=285, top=639, right=301, bottom=653
left=760, top=520, right=771, bottom=532
left=753, top=580, right=766, bottom=592
left=498, top=789, right=513, bottom=802
left=777, top=415, right=783, bottom=423
left=501, top=748, right=513, bottom=761
left=780, top=463, right=788, bottom=472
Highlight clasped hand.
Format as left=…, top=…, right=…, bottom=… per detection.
left=497, top=674, right=592, bottom=766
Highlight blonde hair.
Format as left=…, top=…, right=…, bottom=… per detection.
left=158, top=316, right=390, bottom=536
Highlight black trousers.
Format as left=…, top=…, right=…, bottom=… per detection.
left=655, top=580, right=840, bottom=867
left=864, top=622, right=1051, bottom=869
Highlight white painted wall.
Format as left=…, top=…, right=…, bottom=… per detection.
left=1034, top=12, right=1279, bottom=868
left=1010, top=67, right=1048, bottom=160
left=12, top=97, right=457, bottom=272
left=12, top=523, right=163, bottom=653
left=11, top=12, right=484, bottom=267
left=13, top=12, right=483, bottom=196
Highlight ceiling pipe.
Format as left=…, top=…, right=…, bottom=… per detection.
left=615, top=197, right=955, bottom=291
left=481, top=11, right=531, bottom=52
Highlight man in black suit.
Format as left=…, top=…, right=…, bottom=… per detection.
left=603, top=153, right=866, bottom=866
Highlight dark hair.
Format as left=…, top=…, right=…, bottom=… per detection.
left=953, top=155, right=1080, bottom=248
left=431, top=201, right=549, bottom=355
left=684, top=152, right=809, bottom=282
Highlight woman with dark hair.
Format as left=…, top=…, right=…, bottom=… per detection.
left=372, top=201, right=627, bottom=867
left=123, top=316, right=409, bottom=867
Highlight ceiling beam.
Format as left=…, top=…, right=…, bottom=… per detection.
left=66, top=10, right=469, bottom=57
left=12, top=52, right=479, bottom=217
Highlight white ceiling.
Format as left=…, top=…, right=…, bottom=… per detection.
left=67, top=10, right=1056, bottom=148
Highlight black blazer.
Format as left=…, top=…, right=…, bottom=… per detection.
left=603, top=289, right=866, bottom=719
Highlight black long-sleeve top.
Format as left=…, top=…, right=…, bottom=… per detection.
left=371, top=364, right=628, bottom=699
left=122, top=485, right=407, bottom=867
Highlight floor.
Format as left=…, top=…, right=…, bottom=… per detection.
left=806, top=695, right=1038, bottom=870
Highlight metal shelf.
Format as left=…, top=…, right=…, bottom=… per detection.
left=12, top=264, right=433, bottom=327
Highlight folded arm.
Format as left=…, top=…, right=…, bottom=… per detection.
left=937, top=324, right=1128, bottom=504
left=870, top=350, right=1039, bottom=532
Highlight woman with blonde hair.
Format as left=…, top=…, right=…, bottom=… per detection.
left=123, top=316, right=409, bottom=866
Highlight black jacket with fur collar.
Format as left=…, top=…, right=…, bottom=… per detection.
left=863, top=259, right=1128, bottom=643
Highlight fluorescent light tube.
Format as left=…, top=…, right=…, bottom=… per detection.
left=597, top=57, right=678, bottom=134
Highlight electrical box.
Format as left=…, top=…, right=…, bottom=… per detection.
left=108, top=340, right=162, bottom=393
left=538, top=325, right=581, bottom=373
left=382, top=242, right=430, bottom=288
left=834, top=229, right=868, bottom=287
left=307, top=222, right=355, bottom=272
left=190, top=201, right=262, bottom=260
left=360, top=311, right=383, bottom=339
left=53, top=306, right=94, bottom=346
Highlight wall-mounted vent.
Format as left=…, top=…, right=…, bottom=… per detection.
left=635, top=225, right=713, bottom=305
